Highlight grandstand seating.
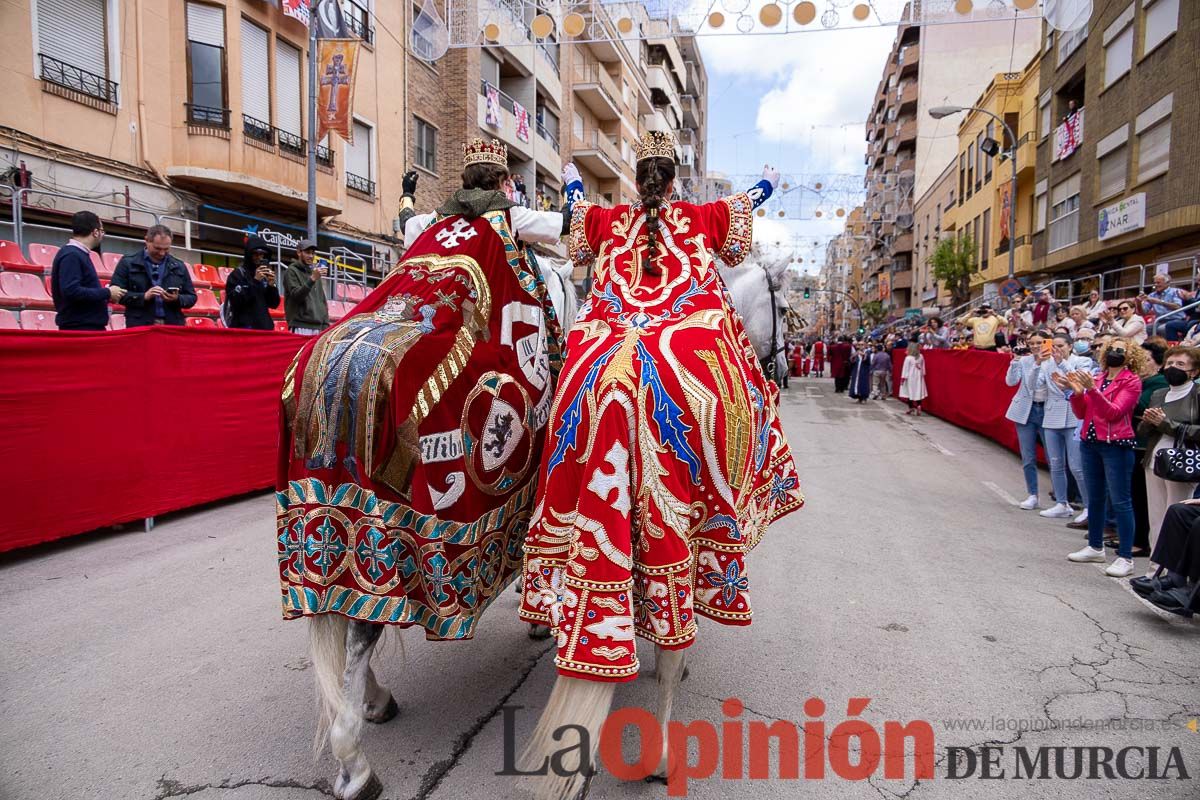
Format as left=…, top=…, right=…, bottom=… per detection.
left=186, top=316, right=217, bottom=329
left=188, top=288, right=221, bottom=316
left=269, top=299, right=285, bottom=320
left=328, top=300, right=349, bottom=322
left=1, top=272, right=55, bottom=309
left=0, top=240, right=42, bottom=274
left=109, top=314, right=126, bottom=331
left=28, top=244, right=59, bottom=271
left=0, top=308, right=19, bottom=329
left=274, top=320, right=289, bottom=332
left=91, top=251, right=113, bottom=280
left=340, top=283, right=367, bottom=303
left=216, top=267, right=232, bottom=286
left=192, top=264, right=219, bottom=289
left=19, top=310, right=57, bottom=331
left=101, top=252, right=123, bottom=277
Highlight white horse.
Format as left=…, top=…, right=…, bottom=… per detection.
left=720, top=244, right=793, bottom=384
left=308, top=276, right=578, bottom=800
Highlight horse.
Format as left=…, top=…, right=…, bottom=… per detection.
left=720, top=245, right=794, bottom=385
left=306, top=260, right=577, bottom=800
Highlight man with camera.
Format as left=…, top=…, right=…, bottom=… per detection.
left=112, top=224, right=197, bottom=327
left=224, top=236, right=280, bottom=330
left=283, top=239, right=328, bottom=335
left=958, top=303, right=1007, bottom=351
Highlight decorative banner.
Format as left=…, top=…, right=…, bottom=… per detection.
left=316, top=39, right=359, bottom=143
left=282, top=0, right=309, bottom=26
left=484, top=83, right=501, bottom=128
left=1098, top=193, right=1146, bottom=242
left=314, top=0, right=350, bottom=39
left=1053, top=108, right=1084, bottom=162
left=998, top=181, right=1012, bottom=242
left=514, top=101, right=530, bottom=143
left=879, top=271, right=891, bottom=302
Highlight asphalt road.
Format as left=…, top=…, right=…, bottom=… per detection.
left=2, top=376, right=1198, bottom=800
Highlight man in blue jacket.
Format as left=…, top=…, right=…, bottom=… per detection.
left=51, top=211, right=126, bottom=331
left=111, top=224, right=197, bottom=326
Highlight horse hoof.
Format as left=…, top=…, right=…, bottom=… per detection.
left=527, top=623, right=551, bottom=640
left=350, top=773, right=383, bottom=800
left=366, top=694, right=399, bottom=724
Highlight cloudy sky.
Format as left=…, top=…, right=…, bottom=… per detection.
left=698, top=23, right=897, bottom=272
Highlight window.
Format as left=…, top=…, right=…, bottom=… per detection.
left=275, top=39, right=302, bottom=141
left=975, top=132, right=983, bottom=190
left=412, top=1, right=438, bottom=61
left=346, top=119, right=374, bottom=195
left=536, top=104, right=558, bottom=145
left=481, top=50, right=501, bottom=88
left=186, top=2, right=227, bottom=125
left=414, top=116, right=436, bottom=172
left=36, top=0, right=115, bottom=102
left=1096, top=124, right=1129, bottom=198
left=1034, top=186, right=1047, bottom=232
left=972, top=216, right=981, bottom=271
left=1143, top=0, right=1178, bottom=55
left=573, top=111, right=584, bottom=140
left=1039, top=92, right=1051, bottom=139
left=981, top=208, right=990, bottom=271
left=966, top=144, right=974, bottom=198
left=1136, top=94, right=1172, bottom=182
left=1102, top=7, right=1134, bottom=88
left=240, top=18, right=270, bottom=135
left=1057, top=23, right=1087, bottom=64
left=984, top=122, right=993, bottom=182
left=1048, top=173, right=1081, bottom=252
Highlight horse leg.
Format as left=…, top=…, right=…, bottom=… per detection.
left=363, top=665, right=399, bottom=724
left=519, top=675, right=615, bottom=800
left=648, top=646, right=687, bottom=782
left=331, top=621, right=386, bottom=800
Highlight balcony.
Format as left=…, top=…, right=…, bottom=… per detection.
left=242, top=114, right=274, bottom=147
left=683, top=59, right=702, bottom=97
left=896, top=81, right=917, bottom=112
left=185, top=103, right=231, bottom=130
left=895, top=118, right=917, bottom=148
left=346, top=172, right=375, bottom=198
left=344, top=0, right=374, bottom=46
left=572, top=59, right=622, bottom=121
left=681, top=94, right=700, bottom=128
left=38, top=53, right=118, bottom=106
left=994, top=235, right=1033, bottom=275
left=1052, top=108, right=1084, bottom=163
left=644, top=62, right=681, bottom=117
left=573, top=128, right=622, bottom=179
left=891, top=269, right=913, bottom=289
left=1012, top=131, right=1036, bottom=178
left=891, top=232, right=914, bottom=254
left=534, top=121, right=562, bottom=178
left=898, top=44, right=919, bottom=77
left=478, top=80, right=534, bottom=160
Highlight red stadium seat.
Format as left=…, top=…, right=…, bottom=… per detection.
left=44, top=276, right=53, bottom=295
left=27, top=243, right=59, bottom=271
left=108, top=313, right=126, bottom=331
left=216, top=267, right=233, bottom=287
left=327, top=300, right=348, bottom=321
left=274, top=320, right=290, bottom=332
left=91, top=250, right=114, bottom=280
left=19, top=310, right=57, bottom=331
left=192, top=264, right=219, bottom=289
left=339, top=283, right=367, bottom=303
left=0, top=308, right=19, bottom=329
left=187, top=287, right=221, bottom=316
left=0, top=272, right=54, bottom=309
left=186, top=316, right=217, bottom=328
left=270, top=298, right=285, bottom=320
left=102, top=252, right=123, bottom=276
left=0, top=240, right=43, bottom=274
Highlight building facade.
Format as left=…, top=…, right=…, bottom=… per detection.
left=912, top=160, right=957, bottom=311
left=1032, top=0, right=1198, bottom=295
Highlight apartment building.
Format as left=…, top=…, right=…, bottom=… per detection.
left=912, top=161, right=956, bottom=310
left=1032, top=0, right=1198, bottom=291
left=5, top=0, right=406, bottom=264
left=942, top=53, right=1042, bottom=297
left=823, top=205, right=868, bottom=332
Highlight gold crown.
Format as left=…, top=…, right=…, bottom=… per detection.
left=634, top=130, right=677, bottom=163
left=463, top=138, right=507, bottom=167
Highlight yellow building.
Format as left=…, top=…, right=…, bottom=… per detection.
left=942, top=51, right=1042, bottom=293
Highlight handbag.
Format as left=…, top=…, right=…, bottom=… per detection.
left=1152, top=395, right=1200, bottom=482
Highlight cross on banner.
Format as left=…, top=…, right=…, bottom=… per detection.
left=316, top=39, right=360, bottom=142
left=321, top=55, right=351, bottom=114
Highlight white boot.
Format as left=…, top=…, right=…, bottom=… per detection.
left=1039, top=502, right=1073, bottom=519
left=1019, top=495, right=1039, bottom=510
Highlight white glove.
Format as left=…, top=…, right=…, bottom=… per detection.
left=763, top=164, right=781, bottom=189
left=562, top=162, right=582, bottom=185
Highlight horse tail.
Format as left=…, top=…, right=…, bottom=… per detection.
left=309, top=613, right=349, bottom=757
left=519, top=675, right=615, bottom=800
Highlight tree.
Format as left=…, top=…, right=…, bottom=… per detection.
left=929, top=234, right=976, bottom=307
left=861, top=300, right=886, bottom=327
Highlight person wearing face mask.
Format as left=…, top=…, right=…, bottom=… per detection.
left=1100, top=300, right=1147, bottom=345
left=1006, top=329, right=1053, bottom=510
left=1040, top=334, right=1090, bottom=521
left=1137, top=346, right=1200, bottom=575
left=1055, top=338, right=1147, bottom=577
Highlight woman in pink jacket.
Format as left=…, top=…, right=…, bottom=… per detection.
left=1053, top=338, right=1146, bottom=577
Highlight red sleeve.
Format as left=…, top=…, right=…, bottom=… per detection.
left=569, top=200, right=604, bottom=270
left=697, top=193, right=754, bottom=266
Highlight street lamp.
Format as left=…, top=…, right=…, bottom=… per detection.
left=929, top=105, right=1019, bottom=281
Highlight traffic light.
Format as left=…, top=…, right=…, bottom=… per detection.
left=803, top=287, right=811, bottom=299
left=858, top=326, right=866, bottom=335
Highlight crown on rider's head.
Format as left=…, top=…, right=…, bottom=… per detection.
left=463, top=138, right=508, bottom=167
left=634, top=130, right=677, bottom=163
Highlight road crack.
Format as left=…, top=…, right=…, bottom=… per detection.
left=154, top=776, right=334, bottom=799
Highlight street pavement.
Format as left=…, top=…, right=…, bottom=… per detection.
left=2, top=376, right=1198, bottom=800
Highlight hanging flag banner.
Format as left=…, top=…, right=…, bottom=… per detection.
left=314, top=0, right=351, bottom=39
left=316, top=40, right=360, bottom=143
left=514, top=101, right=530, bottom=143
left=998, top=181, right=1012, bottom=241
left=282, top=0, right=309, bottom=26
left=484, top=83, right=501, bottom=128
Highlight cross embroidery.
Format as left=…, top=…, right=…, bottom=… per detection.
left=354, top=526, right=397, bottom=583
left=320, top=54, right=351, bottom=114
left=435, top=218, right=478, bottom=249
left=304, top=517, right=347, bottom=578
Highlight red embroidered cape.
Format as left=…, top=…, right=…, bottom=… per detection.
left=277, top=210, right=562, bottom=639
left=518, top=195, right=804, bottom=681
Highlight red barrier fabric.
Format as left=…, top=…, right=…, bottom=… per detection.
left=0, top=328, right=306, bottom=552
left=893, top=348, right=1020, bottom=454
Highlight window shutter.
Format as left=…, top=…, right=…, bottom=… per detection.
left=347, top=122, right=371, bottom=179
left=187, top=2, right=225, bottom=47
left=275, top=40, right=302, bottom=136
left=39, top=0, right=107, bottom=79
left=240, top=18, right=270, bottom=123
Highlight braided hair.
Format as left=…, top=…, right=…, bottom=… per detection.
left=636, top=156, right=676, bottom=276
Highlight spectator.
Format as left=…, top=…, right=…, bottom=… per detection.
left=1031, top=290, right=1056, bottom=327
left=1138, top=274, right=1192, bottom=340
left=1085, top=289, right=1107, bottom=325
left=919, top=316, right=950, bottom=348
left=849, top=342, right=872, bottom=403
left=224, top=236, right=280, bottom=330
left=1068, top=306, right=1095, bottom=339
left=50, top=211, right=125, bottom=330
left=899, top=342, right=926, bottom=416
left=1100, top=299, right=1147, bottom=345
left=1132, top=338, right=1171, bottom=553
left=1040, top=333, right=1089, bottom=522
left=1006, top=329, right=1052, bottom=510
left=830, top=336, right=852, bottom=393
left=1138, top=345, right=1200, bottom=575
left=283, top=239, right=329, bottom=335
left=959, top=304, right=1007, bottom=351
left=111, top=225, right=196, bottom=327
left=870, top=343, right=891, bottom=400
left=1058, top=337, right=1147, bottom=577
left=1132, top=501, right=1200, bottom=616
left=1054, top=305, right=1073, bottom=334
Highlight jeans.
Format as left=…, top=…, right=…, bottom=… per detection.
left=1081, top=439, right=1135, bottom=559
left=1043, top=425, right=1088, bottom=507
left=1015, top=403, right=1047, bottom=496
left=1163, top=318, right=1192, bottom=342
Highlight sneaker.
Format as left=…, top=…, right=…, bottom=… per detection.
left=1068, top=546, right=1106, bottom=563
left=1019, top=495, right=1039, bottom=510
left=1039, top=503, right=1073, bottom=519
left=1105, top=558, right=1135, bottom=578
left=1073, top=509, right=1088, bottom=524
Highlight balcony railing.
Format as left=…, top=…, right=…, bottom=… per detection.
left=479, top=79, right=517, bottom=114
left=243, top=114, right=275, bottom=145
left=537, top=41, right=559, bottom=72
left=38, top=53, right=118, bottom=104
left=315, top=144, right=334, bottom=168
left=276, top=128, right=305, bottom=157
left=994, top=234, right=1029, bottom=256
left=185, top=103, right=231, bottom=129
left=536, top=121, right=559, bottom=152
left=345, top=0, right=375, bottom=45
left=346, top=172, right=375, bottom=196
left=1053, top=108, right=1084, bottom=162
